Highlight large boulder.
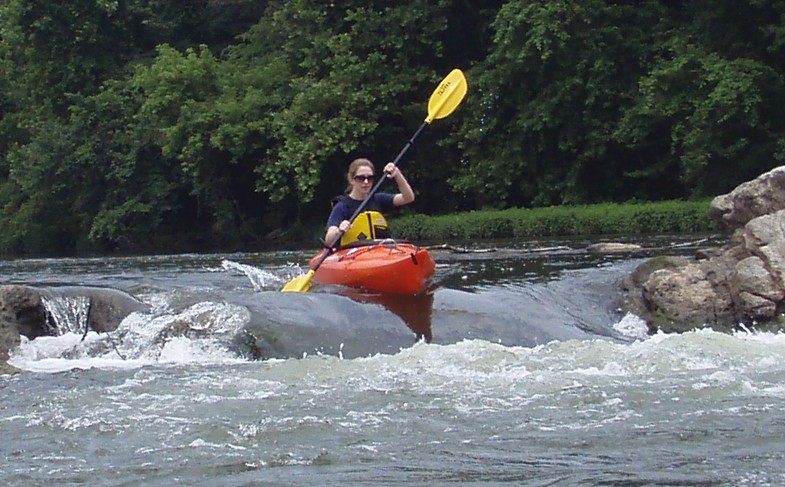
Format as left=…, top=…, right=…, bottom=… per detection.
left=620, top=165, right=785, bottom=333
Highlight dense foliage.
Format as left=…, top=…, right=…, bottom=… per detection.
left=0, top=0, right=782, bottom=255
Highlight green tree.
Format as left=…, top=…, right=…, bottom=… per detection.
left=615, top=1, right=785, bottom=197
left=220, top=0, right=459, bottom=221
left=0, top=0, right=271, bottom=253
left=451, top=0, right=662, bottom=208
left=452, top=0, right=785, bottom=209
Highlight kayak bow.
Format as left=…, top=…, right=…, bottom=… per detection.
left=307, top=240, right=435, bottom=295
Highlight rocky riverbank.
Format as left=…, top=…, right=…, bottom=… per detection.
left=619, top=165, right=785, bottom=333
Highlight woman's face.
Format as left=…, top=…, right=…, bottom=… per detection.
left=350, top=165, right=375, bottom=195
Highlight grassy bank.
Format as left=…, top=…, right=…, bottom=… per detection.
left=389, top=200, right=717, bottom=241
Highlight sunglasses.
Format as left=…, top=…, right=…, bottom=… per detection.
left=352, top=175, right=375, bottom=183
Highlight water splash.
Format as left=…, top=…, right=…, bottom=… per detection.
left=221, top=260, right=283, bottom=291
left=41, top=295, right=91, bottom=336
left=221, top=259, right=311, bottom=291
left=102, top=300, right=252, bottom=362
left=612, top=312, right=649, bottom=341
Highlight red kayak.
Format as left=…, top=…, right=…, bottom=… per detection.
left=308, top=240, right=435, bottom=295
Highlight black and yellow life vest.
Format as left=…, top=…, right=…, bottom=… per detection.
left=340, top=210, right=391, bottom=247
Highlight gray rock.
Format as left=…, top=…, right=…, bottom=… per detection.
left=709, top=166, right=785, bottom=231
left=732, top=256, right=783, bottom=318
left=0, top=285, right=48, bottom=364
left=741, top=210, right=785, bottom=288
left=641, top=258, right=735, bottom=332
left=618, top=256, right=689, bottom=323
left=622, top=165, right=785, bottom=333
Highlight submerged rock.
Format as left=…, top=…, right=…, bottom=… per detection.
left=587, top=242, right=644, bottom=254
left=620, top=165, right=785, bottom=333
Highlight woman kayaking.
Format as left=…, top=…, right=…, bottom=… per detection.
left=280, top=69, right=465, bottom=293
left=324, top=158, right=415, bottom=247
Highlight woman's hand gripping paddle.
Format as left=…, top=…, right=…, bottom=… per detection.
left=282, top=69, right=468, bottom=293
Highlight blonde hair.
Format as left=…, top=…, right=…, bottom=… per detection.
left=345, top=158, right=375, bottom=193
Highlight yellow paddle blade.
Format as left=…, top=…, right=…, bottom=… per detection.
left=281, top=270, right=315, bottom=293
left=425, top=68, right=468, bottom=124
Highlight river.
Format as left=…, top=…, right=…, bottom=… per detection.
left=2, top=235, right=785, bottom=486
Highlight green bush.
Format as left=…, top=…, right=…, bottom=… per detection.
left=391, top=200, right=718, bottom=241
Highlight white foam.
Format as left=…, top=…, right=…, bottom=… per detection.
left=189, top=438, right=247, bottom=450
left=8, top=301, right=250, bottom=373
left=9, top=333, right=154, bottom=372
left=612, top=312, right=650, bottom=340
left=158, top=336, right=241, bottom=364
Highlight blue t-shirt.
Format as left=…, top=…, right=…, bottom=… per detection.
left=326, top=193, right=396, bottom=228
